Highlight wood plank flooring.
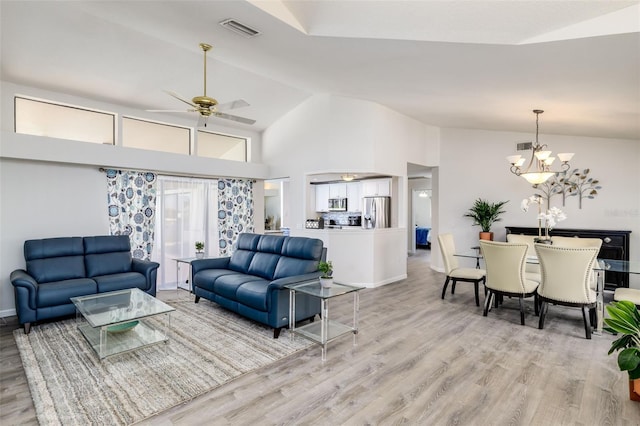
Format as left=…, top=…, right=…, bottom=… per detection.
left=2, top=250, right=639, bottom=425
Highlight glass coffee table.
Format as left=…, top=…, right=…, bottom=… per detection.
left=286, top=280, right=363, bottom=361
left=70, top=288, right=175, bottom=359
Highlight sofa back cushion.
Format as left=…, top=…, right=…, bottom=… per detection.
left=25, top=237, right=86, bottom=283
left=229, top=233, right=261, bottom=274
left=257, top=235, right=285, bottom=254
left=83, top=236, right=132, bottom=277
left=273, top=237, right=324, bottom=279
left=248, top=252, right=281, bottom=280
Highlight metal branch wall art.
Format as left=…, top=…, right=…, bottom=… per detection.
left=533, top=168, right=601, bottom=209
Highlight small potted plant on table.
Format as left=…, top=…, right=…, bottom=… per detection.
left=195, top=241, right=205, bottom=259
left=604, top=300, right=640, bottom=401
left=318, top=261, right=334, bottom=288
left=464, top=198, right=509, bottom=240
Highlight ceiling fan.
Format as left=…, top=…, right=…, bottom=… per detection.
left=147, top=43, right=256, bottom=127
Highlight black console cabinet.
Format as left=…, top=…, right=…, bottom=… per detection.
left=505, top=226, right=632, bottom=290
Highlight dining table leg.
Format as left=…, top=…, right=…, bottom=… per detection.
left=593, top=269, right=604, bottom=335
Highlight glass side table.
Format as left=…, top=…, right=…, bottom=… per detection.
left=173, top=257, right=208, bottom=292
left=286, top=280, right=363, bottom=361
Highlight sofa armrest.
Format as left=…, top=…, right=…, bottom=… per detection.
left=268, top=272, right=322, bottom=291
left=10, top=269, right=39, bottom=308
left=132, top=259, right=160, bottom=293
left=191, top=257, right=231, bottom=274
left=131, top=258, right=160, bottom=274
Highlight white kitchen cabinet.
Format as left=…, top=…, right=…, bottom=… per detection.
left=315, top=184, right=330, bottom=212
left=346, top=182, right=362, bottom=212
left=361, top=179, right=391, bottom=197
left=329, top=183, right=347, bottom=199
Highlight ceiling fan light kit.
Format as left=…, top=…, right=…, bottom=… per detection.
left=148, top=42, right=255, bottom=127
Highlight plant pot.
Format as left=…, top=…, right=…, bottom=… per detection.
left=319, top=277, right=333, bottom=288
left=479, top=232, right=493, bottom=241
left=630, top=378, right=640, bottom=402
left=195, top=252, right=204, bottom=259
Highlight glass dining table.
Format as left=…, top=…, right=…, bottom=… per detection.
left=454, top=249, right=640, bottom=335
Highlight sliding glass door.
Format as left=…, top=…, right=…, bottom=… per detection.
left=152, top=176, right=218, bottom=290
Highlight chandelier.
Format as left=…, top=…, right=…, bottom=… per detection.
left=341, top=173, right=356, bottom=182
left=506, top=109, right=574, bottom=185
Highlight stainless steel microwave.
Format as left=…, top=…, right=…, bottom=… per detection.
left=328, top=198, right=347, bottom=211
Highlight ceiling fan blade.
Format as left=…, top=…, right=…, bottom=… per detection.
left=214, top=112, right=256, bottom=125
left=216, top=99, right=250, bottom=112
left=146, top=109, right=190, bottom=113
left=165, top=90, right=196, bottom=108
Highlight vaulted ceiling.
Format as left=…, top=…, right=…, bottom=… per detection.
left=1, top=1, right=639, bottom=140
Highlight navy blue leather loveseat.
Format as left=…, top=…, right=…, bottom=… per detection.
left=192, top=233, right=326, bottom=338
left=10, top=235, right=159, bottom=334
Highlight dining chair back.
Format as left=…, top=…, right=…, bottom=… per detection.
left=549, top=236, right=602, bottom=290
left=480, top=240, right=539, bottom=325
left=550, top=236, right=602, bottom=250
left=535, top=244, right=599, bottom=339
left=506, top=234, right=541, bottom=278
left=437, top=233, right=486, bottom=306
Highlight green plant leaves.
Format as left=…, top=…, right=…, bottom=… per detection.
left=605, top=300, right=640, bottom=378
left=463, top=198, right=508, bottom=232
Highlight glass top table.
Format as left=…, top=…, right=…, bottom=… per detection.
left=454, top=249, right=640, bottom=335
left=71, top=288, right=175, bottom=359
left=285, top=280, right=364, bottom=361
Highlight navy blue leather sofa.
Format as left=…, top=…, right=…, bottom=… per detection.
left=192, top=233, right=326, bottom=338
left=10, top=235, right=159, bottom=334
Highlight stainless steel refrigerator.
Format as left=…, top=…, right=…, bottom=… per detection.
left=362, top=196, right=391, bottom=229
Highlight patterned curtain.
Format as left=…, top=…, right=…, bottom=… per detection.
left=105, top=169, right=157, bottom=260
left=217, top=178, right=255, bottom=255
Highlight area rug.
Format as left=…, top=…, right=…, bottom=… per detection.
left=14, top=300, right=312, bottom=425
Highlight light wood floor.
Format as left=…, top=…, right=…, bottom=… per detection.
left=2, top=250, right=639, bottom=425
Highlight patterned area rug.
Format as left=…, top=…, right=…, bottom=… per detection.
left=14, top=300, right=311, bottom=425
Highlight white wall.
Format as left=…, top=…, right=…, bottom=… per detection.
left=433, top=127, right=640, bottom=287
left=262, top=94, right=440, bottom=231
left=0, top=81, right=270, bottom=317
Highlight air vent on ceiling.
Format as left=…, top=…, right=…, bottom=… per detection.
left=516, top=142, right=533, bottom=151
left=219, top=19, right=261, bottom=38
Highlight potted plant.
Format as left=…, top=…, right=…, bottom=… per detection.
left=318, top=261, right=334, bottom=288
left=464, top=198, right=509, bottom=240
left=604, top=300, right=640, bottom=401
left=195, top=241, right=205, bottom=259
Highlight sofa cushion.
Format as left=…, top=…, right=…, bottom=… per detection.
left=84, top=236, right=132, bottom=277
left=214, top=274, right=267, bottom=301
left=25, top=237, right=86, bottom=283
left=93, top=272, right=147, bottom=293
left=228, top=250, right=255, bottom=274
left=247, top=252, right=280, bottom=280
left=281, top=237, right=324, bottom=260
left=193, top=269, right=237, bottom=292
left=37, top=278, right=98, bottom=308
left=235, top=233, right=261, bottom=251
left=257, top=235, right=285, bottom=254
left=273, top=257, right=320, bottom=280
left=236, top=281, right=270, bottom=312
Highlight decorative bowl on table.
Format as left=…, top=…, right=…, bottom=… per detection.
left=107, top=320, right=139, bottom=333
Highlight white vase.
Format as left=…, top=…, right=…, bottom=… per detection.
left=195, top=252, right=204, bottom=259
left=320, top=277, right=333, bottom=288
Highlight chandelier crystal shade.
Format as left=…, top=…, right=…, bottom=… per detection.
left=507, top=110, right=574, bottom=185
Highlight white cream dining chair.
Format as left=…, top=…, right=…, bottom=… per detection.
left=480, top=240, right=539, bottom=325
left=550, top=236, right=602, bottom=290
left=437, top=233, right=486, bottom=306
left=506, top=234, right=541, bottom=283
left=535, top=244, right=600, bottom=339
